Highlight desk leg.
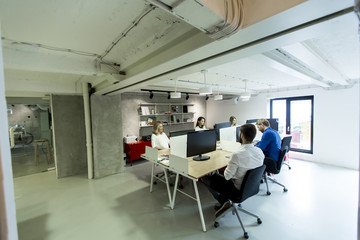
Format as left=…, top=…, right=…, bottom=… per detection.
left=34, top=143, right=39, bottom=165
left=150, top=162, right=155, bottom=192
left=171, top=173, right=179, bottom=209
left=193, top=180, right=206, bottom=232
left=163, top=169, right=172, bottom=207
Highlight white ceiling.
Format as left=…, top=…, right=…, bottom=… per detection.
left=0, top=0, right=358, bottom=101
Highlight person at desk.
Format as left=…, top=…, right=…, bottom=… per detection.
left=151, top=121, right=184, bottom=188
left=151, top=121, right=169, bottom=150
left=253, top=118, right=281, bottom=161
left=202, top=124, right=264, bottom=218
left=229, top=116, right=237, bottom=126
left=195, top=116, right=207, bottom=131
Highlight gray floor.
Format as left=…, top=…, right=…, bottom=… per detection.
left=13, top=158, right=358, bottom=240
left=11, top=144, right=55, bottom=178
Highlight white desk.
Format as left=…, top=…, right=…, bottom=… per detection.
left=143, top=148, right=231, bottom=232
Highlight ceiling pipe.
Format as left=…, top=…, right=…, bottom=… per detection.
left=82, top=82, right=94, bottom=179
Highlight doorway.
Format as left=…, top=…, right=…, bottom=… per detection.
left=7, top=104, right=55, bottom=177
left=270, top=95, right=314, bottom=153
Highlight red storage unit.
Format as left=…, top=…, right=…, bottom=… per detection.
left=124, top=140, right=152, bottom=166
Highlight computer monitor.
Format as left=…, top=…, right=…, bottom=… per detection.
left=169, top=129, right=195, bottom=137
left=214, top=122, right=231, bottom=140
left=246, top=118, right=279, bottom=131
left=187, top=130, right=217, bottom=161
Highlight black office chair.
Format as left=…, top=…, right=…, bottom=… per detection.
left=214, top=165, right=266, bottom=239
left=281, top=136, right=292, bottom=170
left=263, top=147, right=288, bottom=195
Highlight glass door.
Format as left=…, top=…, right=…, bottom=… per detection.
left=271, top=96, right=314, bottom=153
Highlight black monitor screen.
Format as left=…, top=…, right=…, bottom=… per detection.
left=169, top=129, right=194, bottom=137
left=187, top=130, right=217, bottom=161
left=214, top=122, right=231, bottom=140
left=246, top=118, right=279, bottom=131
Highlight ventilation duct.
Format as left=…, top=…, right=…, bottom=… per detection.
left=148, top=0, right=306, bottom=40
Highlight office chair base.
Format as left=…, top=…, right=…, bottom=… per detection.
left=264, top=175, right=288, bottom=195
left=283, top=162, right=291, bottom=170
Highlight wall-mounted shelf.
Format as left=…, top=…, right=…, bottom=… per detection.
left=139, top=103, right=195, bottom=127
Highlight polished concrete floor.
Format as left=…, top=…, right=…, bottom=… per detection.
left=14, top=158, right=358, bottom=240
left=11, top=144, right=55, bottom=178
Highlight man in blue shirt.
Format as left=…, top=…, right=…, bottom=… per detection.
left=254, top=119, right=281, bottom=161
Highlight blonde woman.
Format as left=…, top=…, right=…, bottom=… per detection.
left=151, top=121, right=170, bottom=150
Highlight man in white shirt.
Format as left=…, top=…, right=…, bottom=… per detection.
left=202, top=123, right=264, bottom=218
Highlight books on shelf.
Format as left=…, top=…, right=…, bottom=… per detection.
left=140, top=121, right=147, bottom=127
left=147, top=117, right=156, bottom=125
left=141, top=106, right=150, bottom=115
left=171, top=105, right=179, bottom=113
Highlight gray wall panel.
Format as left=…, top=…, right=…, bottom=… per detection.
left=91, top=94, right=123, bottom=178
left=51, top=95, right=87, bottom=178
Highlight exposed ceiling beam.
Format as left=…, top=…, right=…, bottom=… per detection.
left=261, top=51, right=331, bottom=88
left=96, top=5, right=354, bottom=95
left=282, top=42, right=349, bottom=85
left=3, top=46, right=98, bottom=76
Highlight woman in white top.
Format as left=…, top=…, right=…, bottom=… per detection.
left=195, top=116, right=207, bottom=131
left=151, top=121, right=170, bottom=150
left=230, top=116, right=237, bottom=126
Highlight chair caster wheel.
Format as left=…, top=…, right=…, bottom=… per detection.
left=153, top=181, right=157, bottom=185
left=289, top=167, right=292, bottom=170
left=257, top=218, right=262, bottom=224
left=266, top=191, right=271, bottom=195
left=244, top=232, right=249, bottom=239
left=284, top=188, right=288, bottom=192
left=214, top=222, right=219, bottom=228
left=260, top=179, right=264, bottom=183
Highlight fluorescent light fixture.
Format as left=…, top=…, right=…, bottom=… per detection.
left=170, top=78, right=182, bottom=99
left=214, top=82, right=222, bottom=100
left=199, top=70, right=212, bottom=95
left=170, top=92, right=181, bottom=98
left=199, top=86, right=212, bottom=95
left=240, top=91, right=251, bottom=99
left=240, top=80, right=251, bottom=101
left=214, top=94, right=223, bottom=100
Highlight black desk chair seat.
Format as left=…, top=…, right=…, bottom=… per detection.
left=214, top=165, right=266, bottom=239
left=263, top=147, right=288, bottom=195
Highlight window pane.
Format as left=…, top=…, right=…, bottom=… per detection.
left=290, top=100, right=312, bottom=150
left=271, top=100, right=286, bottom=135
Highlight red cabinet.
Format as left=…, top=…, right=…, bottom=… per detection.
left=124, top=140, right=152, bottom=166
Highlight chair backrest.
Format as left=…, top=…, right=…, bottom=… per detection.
left=235, top=165, right=266, bottom=203
left=281, top=136, right=292, bottom=152
left=276, top=146, right=288, bottom=170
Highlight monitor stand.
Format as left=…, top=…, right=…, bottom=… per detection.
left=193, top=154, right=210, bottom=161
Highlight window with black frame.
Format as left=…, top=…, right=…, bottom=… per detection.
left=270, top=96, right=314, bottom=154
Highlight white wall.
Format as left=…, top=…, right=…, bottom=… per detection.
left=0, top=28, right=18, bottom=239
left=206, top=85, right=360, bottom=170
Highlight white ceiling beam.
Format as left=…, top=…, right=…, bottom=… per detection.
left=254, top=54, right=330, bottom=88
left=282, top=42, right=349, bottom=85
left=3, top=46, right=98, bottom=76
left=96, top=4, right=354, bottom=95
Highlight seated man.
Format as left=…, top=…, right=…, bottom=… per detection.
left=253, top=118, right=281, bottom=161
left=202, top=123, right=264, bottom=218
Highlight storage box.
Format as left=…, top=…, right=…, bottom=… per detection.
left=124, top=136, right=138, bottom=143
